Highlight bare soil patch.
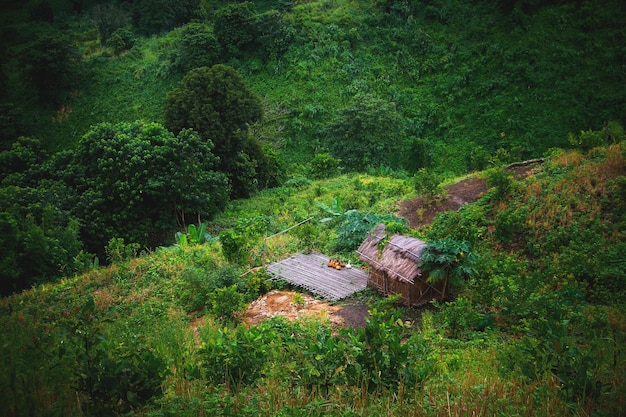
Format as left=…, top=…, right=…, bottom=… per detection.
left=244, top=289, right=346, bottom=327
left=398, top=176, right=488, bottom=229
left=398, top=163, right=541, bottom=229
left=243, top=290, right=371, bottom=329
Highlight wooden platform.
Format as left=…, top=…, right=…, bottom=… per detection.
left=266, top=252, right=369, bottom=301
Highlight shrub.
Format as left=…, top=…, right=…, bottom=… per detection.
left=201, top=324, right=269, bottom=391
left=214, top=2, right=257, bottom=55
left=413, top=168, right=443, bottom=206
left=169, top=23, right=220, bottom=73
left=569, top=129, right=606, bottom=151
left=107, top=27, right=136, bottom=54
left=219, top=229, right=249, bottom=265
left=209, top=285, right=246, bottom=323
left=60, top=297, right=168, bottom=415
left=105, top=237, right=140, bottom=263
left=308, top=153, right=341, bottom=179
left=486, top=167, right=514, bottom=201
left=284, top=177, right=312, bottom=189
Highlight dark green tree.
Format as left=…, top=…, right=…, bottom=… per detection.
left=0, top=136, right=48, bottom=186
left=0, top=183, right=83, bottom=295
left=169, top=22, right=220, bottom=73
left=213, top=2, right=256, bottom=55
left=90, top=3, right=128, bottom=45
left=107, top=27, right=136, bottom=55
left=68, top=121, right=229, bottom=253
left=164, top=64, right=265, bottom=198
left=18, top=28, right=84, bottom=105
left=255, top=9, right=295, bottom=59
left=327, top=93, right=403, bottom=171
left=171, top=0, right=201, bottom=27
left=134, top=0, right=175, bottom=34
left=133, top=0, right=199, bottom=34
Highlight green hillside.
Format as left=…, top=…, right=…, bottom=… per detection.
left=2, top=0, right=625, bottom=288
left=1, top=142, right=625, bottom=416
left=1, top=1, right=625, bottom=415
left=2, top=0, right=625, bottom=168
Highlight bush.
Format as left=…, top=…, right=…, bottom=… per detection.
left=107, top=27, right=136, bottom=54
left=308, top=153, right=341, bottom=179
left=284, top=177, right=312, bottom=189
left=413, top=168, right=443, bottom=205
left=169, top=23, right=220, bottom=73
left=201, top=324, right=269, bottom=391
left=486, top=167, right=514, bottom=201
left=214, top=2, right=257, bottom=55
left=209, top=285, right=246, bottom=323
left=219, top=229, right=249, bottom=265
left=60, top=298, right=168, bottom=415
left=105, top=237, right=140, bottom=263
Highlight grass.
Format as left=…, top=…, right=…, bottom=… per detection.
left=2, top=151, right=625, bottom=415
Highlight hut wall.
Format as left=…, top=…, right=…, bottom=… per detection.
left=387, top=277, right=413, bottom=306
left=367, top=269, right=387, bottom=294
left=369, top=271, right=447, bottom=306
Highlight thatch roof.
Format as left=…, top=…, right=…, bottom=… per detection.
left=357, top=224, right=428, bottom=284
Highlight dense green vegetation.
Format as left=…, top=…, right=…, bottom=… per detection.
left=1, top=0, right=625, bottom=415
left=2, top=141, right=625, bottom=415
left=2, top=0, right=625, bottom=290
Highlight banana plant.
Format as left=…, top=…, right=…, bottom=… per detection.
left=175, top=223, right=213, bottom=247
left=316, top=197, right=356, bottom=223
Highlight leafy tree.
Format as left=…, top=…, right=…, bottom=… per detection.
left=67, top=121, right=229, bottom=253
left=107, top=27, right=136, bottom=54
left=28, top=1, right=54, bottom=23
left=327, top=93, right=403, bottom=171
left=308, top=153, right=341, bottom=179
left=419, top=238, right=478, bottom=302
left=18, top=28, right=84, bottom=104
left=171, top=0, right=201, bottom=27
left=486, top=167, right=514, bottom=202
left=0, top=184, right=84, bottom=295
left=90, top=3, right=128, bottom=45
left=169, top=22, right=220, bottom=73
left=128, top=0, right=200, bottom=34
left=255, top=9, right=295, bottom=59
left=0, top=136, right=48, bottom=186
left=404, top=137, right=431, bottom=172
left=213, top=2, right=256, bottom=55
left=0, top=103, right=27, bottom=150
left=413, top=168, right=443, bottom=206
left=164, top=64, right=265, bottom=198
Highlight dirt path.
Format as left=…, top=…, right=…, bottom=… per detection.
left=398, top=176, right=488, bottom=229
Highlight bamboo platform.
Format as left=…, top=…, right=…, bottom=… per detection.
left=266, top=252, right=369, bottom=301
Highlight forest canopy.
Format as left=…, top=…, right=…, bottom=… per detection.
left=0, top=0, right=625, bottom=293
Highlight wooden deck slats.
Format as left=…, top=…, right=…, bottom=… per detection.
left=266, top=252, right=369, bottom=301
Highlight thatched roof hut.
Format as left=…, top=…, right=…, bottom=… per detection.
left=357, top=224, right=444, bottom=306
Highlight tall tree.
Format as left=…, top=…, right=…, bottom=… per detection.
left=326, top=93, right=403, bottom=171
left=68, top=121, right=229, bottom=252
left=90, top=3, right=128, bottom=45
left=164, top=64, right=264, bottom=197
left=169, top=22, right=220, bottom=73
left=213, top=2, right=256, bottom=55
left=18, top=28, right=83, bottom=105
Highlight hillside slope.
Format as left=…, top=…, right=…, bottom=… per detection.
left=1, top=142, right=625, bottom=416
left=1, top=0, right=624, bottom=173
